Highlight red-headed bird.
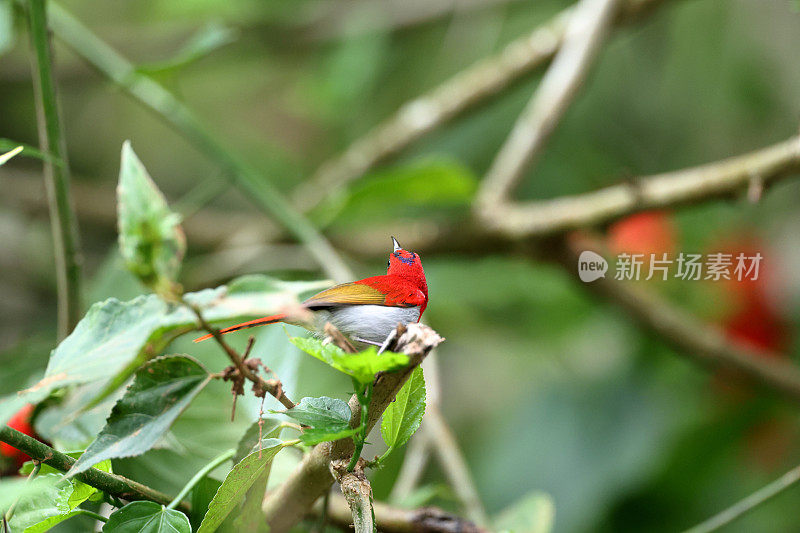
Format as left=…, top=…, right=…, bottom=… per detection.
left=194, top=237, right=427, bottom=346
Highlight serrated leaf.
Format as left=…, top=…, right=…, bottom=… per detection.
left=118, top=141, right=186, bottom=295
left=0, top=144, right=23, bottom=166
left=289, top=337, right=409, bottom=385
left=196, top=440, right=283, bottom=533
left=7, top=456, right=111, bottom=533
left=381, top=365, right=425, bottom=453
left=103, top=501, right=191, bottom=533
left=299, top=426, right=359, bottom=446
left=281, top=396, right=350, bottom=428
left=233, top=418, right=283, bottom=464
left=0, top=275, right=328, bottom=425
left=69, top=355, right=211, bottom=475
left=279, top=396, right=360, bottom=445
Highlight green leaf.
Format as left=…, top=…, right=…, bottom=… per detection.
left=197, top=440, right=284, bottom=533
left=381, top=365, right=425, bottom=455
left=118, top=141, right=186, bottom=296
left=299, top=426, right=359, bottom=446
left=233, top=418, right=283, bottom=464
left=137, top=22, right=238, bottom=74
left=7, top=455, right=112, bottom=533
left=289, top=337, right=409, bottom=385
left=493, top=491, right=555, bottom=533
left=282, top=396, right=350, bottom=428
left=0, top=274, right=328, bottom=425
left=189, top=477, right=222, bottom=531
left=315, top=156, right=477, bottom=228
left=279, top=396, right=360, bottom=445
left=69, top=355, right=211, bottom=475
left=103, top=501, right=191, bottom=533
left=0, top=144, right=23, bottom=166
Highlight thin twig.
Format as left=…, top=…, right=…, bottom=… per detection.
left=185, top=301, right=296, bottom=410
left=476, top=0, right=620, bottom=216
left=25, top=0, right=82, bottom=339
left=166, top=448, right=235, bottom=510
left=425, top=406, right=488, bottom=526
left=682, top=464, right=800, bottom=533
left=0, top=426, right=189, bottom=513
left=46, top=1, right=351, bottom=283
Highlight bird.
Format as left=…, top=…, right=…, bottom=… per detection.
left=194, top=237, right=427, bottom=347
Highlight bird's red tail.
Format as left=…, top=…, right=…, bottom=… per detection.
left=193, top=314, right=287, bottom=343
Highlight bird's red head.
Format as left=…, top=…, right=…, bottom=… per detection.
left=387, top=237, right=427, bottom=296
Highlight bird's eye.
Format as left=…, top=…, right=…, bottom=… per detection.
left=387, top=260, right=390, bottom=268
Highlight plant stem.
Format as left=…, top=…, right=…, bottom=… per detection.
left=72, top=509, right=108, bottom=523
left=348, top=379, right=373, bottom=472
left=46, top=2, right=351, bottom=283
left=0, top=426, right=190, bottom=513
left=682, top=464, right=800, bottom=533
left=167, top=448, right=235, bottom=510
left=26, top=0, right=82, bottom=339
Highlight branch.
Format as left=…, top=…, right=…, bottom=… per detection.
left=476, top=0, right=620, bottom=218
left=552, top=236, right=800, bottom=404
left=682, top=463, right=800, bottom=533
left=185, top=301, right=296, bottom=410
left=330, top=459, right=375, bottom=533
left=479, top=136, right=800, bottom=238
left=26, top=0, right=82, bottom=339
left=425, top=406, right=488, bottom=526
left=0, top=426, right=189, bottom=513
left=45, top=2, right=351, bottom=283
left=317, top=492, right=490, bottom=533
left=262, top=323, right=444, bottom=533
left=292, top=0, right=671, bottom=214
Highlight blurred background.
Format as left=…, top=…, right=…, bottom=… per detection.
left=2, top=0, right=800, bottom=531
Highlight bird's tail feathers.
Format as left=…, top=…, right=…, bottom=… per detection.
left=193, top=314, right=287, bottom=343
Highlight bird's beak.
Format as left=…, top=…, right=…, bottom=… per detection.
left=391, top=236, right=402, bottom=252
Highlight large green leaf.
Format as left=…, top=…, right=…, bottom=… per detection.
left=189, top=477, right=222, bottom=531
left=8, top=456, right=112, bottom=532
left=196, top=439, right=284, bottom=533
left=381, top=365, right=425, bottom=454
left=0, top=275, right=328, bottom=425
left=102, top=501, right=191, bottom=533
left=280, top=396, right=359, bottom=445
left=289, top=337, right=409, bottom=385
left=69, top=355, right=211, bottom=475
left=117, top=141, right=186, bottom=296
